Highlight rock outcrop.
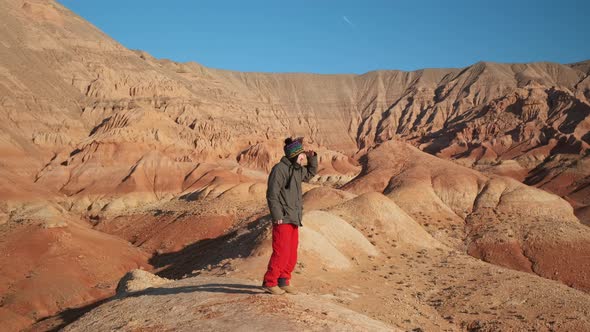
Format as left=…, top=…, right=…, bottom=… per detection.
left=342, top=140, right=590, bottom=291
left=65, top=274, right=398, bottom=332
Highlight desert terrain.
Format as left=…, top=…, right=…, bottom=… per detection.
left=0, top=0, right=589, bottom=331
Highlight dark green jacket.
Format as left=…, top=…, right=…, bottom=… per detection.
left=266, top=154, right=318, bottom=227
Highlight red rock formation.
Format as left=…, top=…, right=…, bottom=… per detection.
left=1, top=0, right=589, bottom=329
left=342, top=140, right=590, bottom=291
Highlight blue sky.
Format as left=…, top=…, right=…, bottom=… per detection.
left=58, top=0, right=590, bottom=74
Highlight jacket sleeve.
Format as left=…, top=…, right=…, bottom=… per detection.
left=302, top=153, right=318, bottom=182
left=266, top=166, right=286, bottom=221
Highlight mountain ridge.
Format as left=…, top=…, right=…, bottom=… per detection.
left=1, top=0, right=590, bottom=330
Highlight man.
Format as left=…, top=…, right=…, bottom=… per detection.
left=262, top=137, right=318, bottom=295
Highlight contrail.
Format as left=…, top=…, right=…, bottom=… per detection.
left=342, top=15, right=355, bottom=28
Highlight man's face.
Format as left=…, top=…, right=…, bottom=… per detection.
left=296, top=152, right=306, bottom=165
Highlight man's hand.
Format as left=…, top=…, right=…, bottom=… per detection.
left=305, top=150, right=316, bottom=158
left=273, top=219, right=284, bottom=225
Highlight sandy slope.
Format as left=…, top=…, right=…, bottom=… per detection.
left=0, top=0, right=589, bottom=330
left=0, top=211, right=150, bottom=331
left=63, top=273, right=398, bottom=332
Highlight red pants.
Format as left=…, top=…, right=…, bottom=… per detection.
left=263, top=223, right=299, bottom=287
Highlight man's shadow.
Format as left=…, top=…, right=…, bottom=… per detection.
left=125, top=283, right=266, bottom=298
left=150, top=213, right=272, bottom=279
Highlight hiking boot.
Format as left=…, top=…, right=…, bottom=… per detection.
left=263, top=286, right=286, bottom=295
left=279, top=285, right=298, bottom=295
